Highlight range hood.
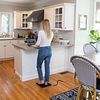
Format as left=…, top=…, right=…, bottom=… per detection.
left=26, top=10, right=44, bottom=22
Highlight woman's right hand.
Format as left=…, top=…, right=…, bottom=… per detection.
left=30, top=45, right=34, bottom=47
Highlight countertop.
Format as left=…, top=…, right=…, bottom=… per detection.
left=12, top=42, right=74, bottom=50
left=0, top=38, right=25, bottom=40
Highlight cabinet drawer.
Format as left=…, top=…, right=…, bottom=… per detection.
left=4, top=40, right=15, bottom=44
left=0, top=41, right=4, bottom=46
left=15, top=40, right=25, bottom=44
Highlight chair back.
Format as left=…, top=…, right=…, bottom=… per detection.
left=96, top=42, right=100, bottom=52
left=83, top=43, right=97, bottom=55
left=70, top=55, right=100, bottom=88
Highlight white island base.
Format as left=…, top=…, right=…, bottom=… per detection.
left=14, top=43, right=74, bottom=82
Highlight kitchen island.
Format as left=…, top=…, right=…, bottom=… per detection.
left=13, top=42, right=74, bottom=82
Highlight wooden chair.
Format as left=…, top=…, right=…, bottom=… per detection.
left=70, top=55, right=100, bottom=100
left=74, top=43, right=97, bottom=78
left=96, top=42, right=100, bottom=53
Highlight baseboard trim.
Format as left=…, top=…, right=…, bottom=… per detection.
left=15, top=71, right=38, bottom=82
left=0, top=57, right=14, bottom=61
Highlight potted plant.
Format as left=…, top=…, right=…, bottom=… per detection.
left=89, top=30, right=100, bottom=44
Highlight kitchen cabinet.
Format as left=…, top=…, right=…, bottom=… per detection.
left=0, top=40, right=25, bottom=59
left=14, top=11, right=32, bottom=29
left=44, top=3, right=75, bottom=30
left=0, top=40, right=15, bottom=59
left=4, top=40, right=15, bottom=58
left=44, top=8, right=54, bottom=29
left=15, top=40, right=25, bottom=44
left=0, top=41, right=4, bottom=59
left=54, top=3, right=75, bottom=30
left=14, top=11, right=21, bottom=29
left=54, top=6, right=63, bottom=29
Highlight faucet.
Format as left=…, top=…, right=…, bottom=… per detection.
left=2, top=32, right=7, bottom=38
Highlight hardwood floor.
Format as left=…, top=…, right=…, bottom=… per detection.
left=0, top=60, right=79, bottom=100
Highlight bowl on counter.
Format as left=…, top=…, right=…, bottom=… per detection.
left=59, top=39, right=69, bottom=44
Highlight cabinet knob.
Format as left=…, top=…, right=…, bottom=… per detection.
left=4, top=45, right=7, bottom=47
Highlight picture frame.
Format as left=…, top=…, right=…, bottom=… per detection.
left=78, top=14, right=87, bottom=30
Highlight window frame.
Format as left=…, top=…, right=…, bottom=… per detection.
left=0, top=12, right=12, bottom=35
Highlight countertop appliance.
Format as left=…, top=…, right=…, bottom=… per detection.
left=25, top=38, right=36, bottom=46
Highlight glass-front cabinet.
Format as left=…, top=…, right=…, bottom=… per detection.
left=54, top=6, right=63, bottom=29
left=21, top=11, right=32, bottom=29
left=14, top=11, right=32, bottom=29
left=54, top=4, right=75, bottom=30
left=21, top=13, right=28, bottom=28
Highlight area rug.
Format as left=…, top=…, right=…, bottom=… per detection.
left=50, top=87, right=78, bottom=100
left=50, top=87, right=99, bottom=100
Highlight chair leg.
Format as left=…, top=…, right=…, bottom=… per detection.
left=98, top=95, right=100, bottom=100
left=88, top=91, right=92, bottom=100
left=74, top=72, right=77, bottom=78
left=94, top=88, right=96, bottom=100
left=76, top=84, right=82, bottom=100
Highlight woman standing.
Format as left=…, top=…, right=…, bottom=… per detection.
left=31, top=19, right=53, bottom=85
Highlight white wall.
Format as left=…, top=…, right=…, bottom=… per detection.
left=75, top=0, right=91, bottom=55
left=0, top=4, right=29, bottom=12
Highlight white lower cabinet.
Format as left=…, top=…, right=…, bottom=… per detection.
left=4, top=40, right=15, bottom=58
left=0, top=41, right=4, bottom=59
left=0, top=40, right=25, bottom=59
left=15, top=40, right=25, bottom=44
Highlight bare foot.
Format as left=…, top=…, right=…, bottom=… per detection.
left=38, top=80, right=44, bottom=84
left=45, top=82, right=48, bottom=85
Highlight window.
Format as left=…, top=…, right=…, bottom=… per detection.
left=1, top=14, right=10, bottom=34
left=0, top=12, right=12, bottom=35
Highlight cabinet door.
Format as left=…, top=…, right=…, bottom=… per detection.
left=0, top=41, right=4, bottom=59
left=21, top=11, right=32, bottom=29
left=15, top=40, right=25, bottom=44
left=19, top=40, right=25, bottom=43
left=64, top=5, right=74, bottom=30
left=54, top=6, right=63, bottom=30
left=5, top=40, right=15, bottom=58
left=44, top=8, right=54, bottom=29
left=14, top=11, right=21, bottom=29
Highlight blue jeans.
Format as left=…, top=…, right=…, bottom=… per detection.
left=37, top=46, right=52, bottom=82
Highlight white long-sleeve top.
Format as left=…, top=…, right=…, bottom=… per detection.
left=34, top=30, right=53, bottom=47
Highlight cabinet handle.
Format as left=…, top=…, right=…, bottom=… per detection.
left=4, top=45, right=7, bottom=47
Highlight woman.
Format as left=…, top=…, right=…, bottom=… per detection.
left=31, top=19, right=53, bottom=85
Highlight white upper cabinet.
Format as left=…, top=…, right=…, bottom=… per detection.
left=44, top=8, right=54, bottom=29
left=63, top=4, right=74, bottom=30
left=44, top=3, right=75, bottom=30
left=14, top=11, right=32, bottom=29
left=14, top=11, right=21, bottom=29
left=54, top=6, right=63, bottom=30
left=54, top=3, right=75, bottom=30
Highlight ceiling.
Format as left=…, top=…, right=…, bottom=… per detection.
left=0, top=0, right=53, bottom=7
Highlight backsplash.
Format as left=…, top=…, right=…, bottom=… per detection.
left=14, top=29, right=30, bottom=38
left=52, top=30, right=74, bottom=44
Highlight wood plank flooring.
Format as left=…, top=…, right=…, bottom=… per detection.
left=0, top=60, right=79, bottom=100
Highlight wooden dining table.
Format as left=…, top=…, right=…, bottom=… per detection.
left=84, top=52, right=100, bottom=67
left=79, top=52, right=100, bottom=100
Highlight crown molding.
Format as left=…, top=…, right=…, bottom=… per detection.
left=0, top=1, right=29, bottom=7
left=29, top=0, right=53, bottom=8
